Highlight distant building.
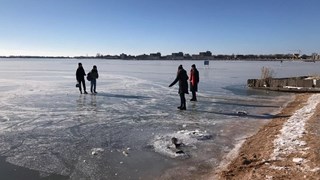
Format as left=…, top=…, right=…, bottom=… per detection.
left=172, top=52, right=184, bottom=57
left=191, top=54, right=202, bottom=60
left=136, top=54, right=148, bottom=60
left=120, top=53, right=127, bottom=59
left=184, top=53, right=192, bottom=59
left=171, top=52, right=184, bottom=60
left=149, top=52, right=161, bottom=60
left=199, top=51, right=212, bottom=57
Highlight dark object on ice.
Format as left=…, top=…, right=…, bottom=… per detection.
left=195, top=134, right=212, bottom=140
left=171, top=137, right=183, bottom=148
left=171, top=137, right=186, bottom=155
left=237, top=111, right=248, bottom=116
left=169, top=65, right=189, bottom=110
left=189, top=64, right=199, bottom=101
left=76, top=62, right=88, bottom=94
left=175, top=150, right=185, bottom=154
left=189, top=131, right=213, bottom=140
left=242, top=157, right=252, bottom=165
left=76, top=83, right=80, bottom=88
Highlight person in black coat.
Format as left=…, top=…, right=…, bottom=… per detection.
left=169, top=65, right=189, bottom=110
left=76, top=63, right=88, bottom=94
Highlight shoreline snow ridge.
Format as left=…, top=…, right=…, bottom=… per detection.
left=215, top=93, right=320, bottom=179
left=271, top=94, right=320, bottom=172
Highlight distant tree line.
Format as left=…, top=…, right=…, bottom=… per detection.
left=1, top=51, right=319, bottom=61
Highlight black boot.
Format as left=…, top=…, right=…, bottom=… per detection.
left=191, top=91, right=197, bottom=101
left=179, top=106, right=186, bottom=110
left=190, top=98, right=197, bottom=101
left=179, top=102, right=186, bottom=110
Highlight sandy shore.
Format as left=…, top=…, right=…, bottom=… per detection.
left=207, top=93, right=320, bottom=179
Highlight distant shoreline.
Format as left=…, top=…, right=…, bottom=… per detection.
left=0, top=51, right=319, bottom=61
left=0, top=56, right=318, bottom=62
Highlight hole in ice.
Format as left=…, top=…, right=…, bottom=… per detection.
left=150, top=130, right=213, bottom=158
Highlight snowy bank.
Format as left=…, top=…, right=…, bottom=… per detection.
left=271, top=94, right=320, bottom=171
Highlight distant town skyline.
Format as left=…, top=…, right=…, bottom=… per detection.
left=0, top=0, right=319, bottom=57
left=3, top=50, right=319, bottom=61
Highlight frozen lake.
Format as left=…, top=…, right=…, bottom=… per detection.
left=0, top=59, right=318, bottom=179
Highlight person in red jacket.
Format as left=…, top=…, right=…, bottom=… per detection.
left=189, top=64, right=199, bottom=101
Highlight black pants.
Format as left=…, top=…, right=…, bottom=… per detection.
left=191, top=91, right=197, bottom=100
left=179, top=93, right=186, bottom=108
left=78, top=79, right=86, bottom=92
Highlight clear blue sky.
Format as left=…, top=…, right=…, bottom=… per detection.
left=0, top=0, right=319, bottom=56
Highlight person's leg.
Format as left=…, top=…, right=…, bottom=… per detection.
left=190, top=84, right=195, bottom=101
left=90, top=81, right=93, bottom=93
left=178, top=93, right=182, bottom=109
left=182, top=93, right=186, bottom=110
left=180, top=93, right=186, bottom=110
left=82, top=79, right=88, bottom=94
left=93, top=80, right=97, bottom=93
left=190, top=91, right=194, bottom=100
left=192, top=91, right=197, bottom=101
left=78, top=80, right=82, bottom=94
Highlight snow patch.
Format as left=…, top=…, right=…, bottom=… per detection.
left=270, top=94, right=320, bottom=172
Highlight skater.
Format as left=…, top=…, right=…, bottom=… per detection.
left=76, top=63, right=88, bottom=94
left=89, top=65, right=99, bottom=94
left=189, top=64, right=199, bottom=101
left=169, top=65, right=189, bottom=110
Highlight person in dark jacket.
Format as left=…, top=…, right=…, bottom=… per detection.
left=189, top=64, right=199, bottom=101
left=76, top=63, right=88, bottom=94
left=90, top=65, right=99, bottom=94
left=169, top=65, right=189, bottom=110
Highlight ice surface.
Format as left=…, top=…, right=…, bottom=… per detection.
left=0, top=59, right=314, bottom=179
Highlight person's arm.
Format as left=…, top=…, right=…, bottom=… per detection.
left=76, top=69, right=80, bottom=81
left=169, top=72, right=180, bottom=87
left=196, top=70, right=199, bottom=83
left=169, top=77, right=178, bottom=87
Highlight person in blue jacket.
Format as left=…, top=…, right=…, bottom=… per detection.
left=89, top=65, right=99, bottom=94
